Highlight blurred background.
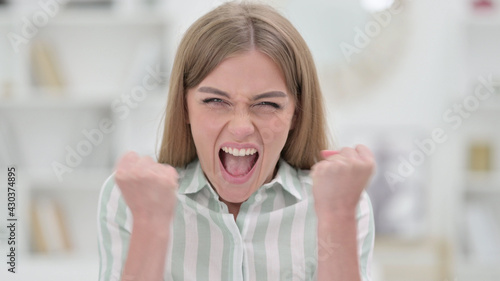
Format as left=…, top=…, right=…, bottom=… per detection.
left=1, top=0, right=500, bottom=280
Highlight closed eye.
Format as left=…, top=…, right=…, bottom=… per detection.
left=202, top=98, right=223, bottom=103
left=254, top=102, right=281, bottom=109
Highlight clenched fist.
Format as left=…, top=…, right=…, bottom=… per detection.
left=311, top=145, right=375, bottom=216
left=114, top=151, right=179, bottom=222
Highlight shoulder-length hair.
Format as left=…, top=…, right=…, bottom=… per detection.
left=158, top=2, right=330, bottom=169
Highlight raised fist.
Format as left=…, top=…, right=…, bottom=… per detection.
left=114, top=151, right=179, bottom=222
left=311, top=145, right=375, bottom=215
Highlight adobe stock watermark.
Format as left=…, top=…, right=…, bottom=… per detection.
left=339, top=1, right=405, bottom=63
left=7, top=0, right=68, bottom=53
left=51, top=65, right=168, bottom=182
left=385, top=75, right=499, bottom=188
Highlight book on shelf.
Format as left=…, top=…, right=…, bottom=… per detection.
left=468, top=141, right=493, bottom=172
left=30, top=197, right=72, bottom=254
left=30, top=40, right=66, bottom=95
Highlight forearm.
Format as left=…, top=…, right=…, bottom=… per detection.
left=316, top=209, right=361, bottom=281
left=121, top=219, right=170, bottom=281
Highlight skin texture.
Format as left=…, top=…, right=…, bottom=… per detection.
left=186, top=50, right=296, bottom=216
left=113, top=51, right=375, bottom=281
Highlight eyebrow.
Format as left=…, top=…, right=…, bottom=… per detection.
left=198, top=86, right=287, bottom=100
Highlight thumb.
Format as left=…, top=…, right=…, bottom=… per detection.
left=320, top=150, right=339, bottom=159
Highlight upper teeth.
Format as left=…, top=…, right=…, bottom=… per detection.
left=222, top=147, right=257, bottom=156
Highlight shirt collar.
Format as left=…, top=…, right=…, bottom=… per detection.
left=177, top=158, right=304, bottom=200
left=177, top=159, right=211, bottom=195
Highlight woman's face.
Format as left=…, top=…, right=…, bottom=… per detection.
left=186, top=50, right=296, bottom=203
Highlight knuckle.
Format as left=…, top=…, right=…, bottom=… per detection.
left=335, top=160, right=350, bottom=171
left=356, top=144, right=367, bottom=150
left=361, top=157, right=375, bottom=169
left=366, top=160, right=375, bottom=170
left=115, top=169, right=131, bottom=182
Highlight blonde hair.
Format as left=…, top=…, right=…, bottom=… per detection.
left=158, top=1, right=330, bottom=169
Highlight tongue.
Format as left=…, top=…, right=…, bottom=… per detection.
left=222, top=153, right=256, bottom=176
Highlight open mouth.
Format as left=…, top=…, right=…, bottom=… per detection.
left=219, top=146, right=259, bottom=177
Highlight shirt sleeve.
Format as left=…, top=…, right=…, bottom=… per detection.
left=97, top=173, right=132, bottom=281
left=356, top=190, right=375, bottom=281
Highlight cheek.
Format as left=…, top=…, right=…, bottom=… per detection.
left=197, top=111, right=226, bottom=134
left=190, top=110, right=226, bottom=146
left=257, top=112, right=294, bottom=145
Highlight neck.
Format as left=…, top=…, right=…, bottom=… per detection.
left=221, top=199, right=241, bottom=220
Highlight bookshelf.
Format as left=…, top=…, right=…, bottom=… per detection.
left=0, top=2, right=170, bottom=279
left=455, top=110, right=500, bottom=280
left=454, top=5, right=500, bottom=280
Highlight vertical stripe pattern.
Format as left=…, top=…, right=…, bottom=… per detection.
left=97, top=159, right=375, bottom=281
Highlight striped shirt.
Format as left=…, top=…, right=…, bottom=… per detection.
left=97, top=158, right=375, bottom=281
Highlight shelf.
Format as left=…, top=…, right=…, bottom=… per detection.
left=0, top=89, right=167, bottom=110
left=465, top=171, right=500, bottom=190
left=464, top=177, right=500, bottom=193
left=27, top=168, right=113, bottom=190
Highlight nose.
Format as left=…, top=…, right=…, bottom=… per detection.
left=227, top=110, right=255, bottom=140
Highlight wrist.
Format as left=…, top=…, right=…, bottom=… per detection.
left=316, top=208, right=357, bottom=231
left=132, top=216, right=172, bottom=237
left=316, top=206, right=356, bottom=221
left=132, top=206, right=175, bottom=223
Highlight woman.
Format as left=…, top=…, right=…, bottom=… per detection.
left=98, top=2, right=375, bottom=281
